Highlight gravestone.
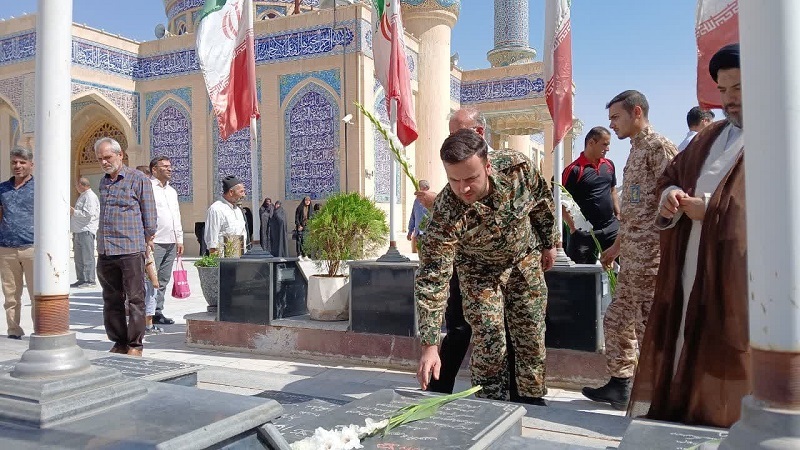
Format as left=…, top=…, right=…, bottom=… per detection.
left=275, top=388, right=525, bottom=449
left=617, top=419, right=728, bottom=450
left=350, top=261, right=419, bottom=336
left=544, top=264, right=611, bottom=352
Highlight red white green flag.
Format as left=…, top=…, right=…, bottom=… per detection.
left=696, top=0, right=739, bottom=109
left=197, top=0, right=259, bottom=140
left=371, top=0, right=418, bottom=146
left=544, top=0, right=573, bottom=146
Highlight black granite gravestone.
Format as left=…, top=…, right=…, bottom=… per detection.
left=350, top=261, right=419, bottom=336
left=276, top=389, right=524, bottom=449
left=218, top=257, right=308, bottom=324
left=544, top=264, right=611, bottom=352
left=617, top=419, right=727, bottom=450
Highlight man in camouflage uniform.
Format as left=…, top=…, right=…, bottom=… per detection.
left=415, top=129, right=559, bottom=404
left=582, top=90, right=678, bottom=410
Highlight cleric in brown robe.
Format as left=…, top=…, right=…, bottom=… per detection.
left=627, top=43, right=750, bottom=428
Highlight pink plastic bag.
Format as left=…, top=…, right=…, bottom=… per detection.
left=171, top=256, right=191, bottom=299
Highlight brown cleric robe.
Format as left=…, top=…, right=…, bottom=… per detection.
left=627, top=120, right=751, bottom=428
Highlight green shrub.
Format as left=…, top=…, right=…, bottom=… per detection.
left=193, top=254, right=219, bottom=268
left=305, top=192, right=389, bottom=277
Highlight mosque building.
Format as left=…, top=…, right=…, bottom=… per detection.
left=0, top=0, right=576, bottom=255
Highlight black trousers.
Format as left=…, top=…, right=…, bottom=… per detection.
left=427, top=270, right=521, bottom=400
left=566, top=220, right=619, bottom=265
left=98, top=253, right=146, bottom=349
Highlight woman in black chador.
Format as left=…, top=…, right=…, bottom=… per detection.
left=269, top=201, right=289, bottom=257
left=259, top=197, right=274, bottom=252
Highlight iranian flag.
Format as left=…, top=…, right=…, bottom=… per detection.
left=696, top=0, right=739, bottom=109
left=197, top=0, right=259, bottom=140
left=544, top=0, right=573, bottom=146
left=372, top=0, right=418, bottom=146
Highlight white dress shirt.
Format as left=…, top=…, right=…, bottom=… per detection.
left=71, top=188, right=100, bottom=234
left=204, top=198, right=247, bottom=250
left=677, top=130, right=698, bottom=152
left=151, top=178, right=183, bottom=244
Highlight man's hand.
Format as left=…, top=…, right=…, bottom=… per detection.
left=416, top=344, right=441, bottom=390
left=679, top=196, right=706, bottom=221
left=600, top=239, right=620, bottom=268
left=146, top=236, right=155, bottom=253
left=298, top=225, right=304, bottom=231
left=70, top=207, right=75, bottom=215
left=414, top=190, right=438, bottom=210
left=660, top=189, right=687, bottom=220
left=540, top=247, right=557, bottom=271
left=406, top=232, right=413, bottom=241
left=177, top=243, right=184, bottom=256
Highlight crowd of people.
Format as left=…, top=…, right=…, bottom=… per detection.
left=414, top=43, right=748, bottom=429
left=0, top=41, right=747, bottom=430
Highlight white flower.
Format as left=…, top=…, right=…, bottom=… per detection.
left=358, top=417, right=389, bottom=437
left=339, top=425, right=363, bottom=449
left=561, top=194, right=593, bottom=231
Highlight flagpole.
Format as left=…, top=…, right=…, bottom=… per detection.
left=249, top=116, right=261, bottom=252
left=377, top=98, right=409, bottom=262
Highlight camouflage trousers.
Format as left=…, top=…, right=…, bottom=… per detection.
left=603, top=268, right=657, bottom=378
left=460, top=251, right=548, bottom=400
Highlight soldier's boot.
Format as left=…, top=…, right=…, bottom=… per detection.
left=581, top=377, right=631, bottom=410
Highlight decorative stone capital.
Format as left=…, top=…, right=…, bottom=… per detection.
left=401, top=0, right=461, bottom=31
left=487, top=46, right=537, bottom=67
left=485, top=107, right=551, bottom=135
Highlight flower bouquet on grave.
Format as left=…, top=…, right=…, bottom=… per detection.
left=289, top=385, right=482, bottom=450
left=556, top=184, right=617, bottom=294
left=354, top=101, right=420, bottom=191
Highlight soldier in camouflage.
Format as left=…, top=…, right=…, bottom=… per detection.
left=581, top=90, right=678, bottom=410
left=415, top=129, right=559, bottom=404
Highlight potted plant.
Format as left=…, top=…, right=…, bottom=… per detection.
left=304, top=192, right=389, bottom=321
left=194, top=253, right=219, bottom=313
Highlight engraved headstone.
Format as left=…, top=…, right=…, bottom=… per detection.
left=277, top=389, right=525, bottom=449
left=617, top=419, right=728, bottom=450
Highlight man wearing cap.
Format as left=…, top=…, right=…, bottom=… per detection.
left=628, top=43, right=749, bottom=428
left=204, top=176, right=248, bottom=255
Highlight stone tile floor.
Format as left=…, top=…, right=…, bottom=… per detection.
left=7, top=256, right=626, bottom=448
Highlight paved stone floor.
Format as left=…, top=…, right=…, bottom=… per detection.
left=5, top=256, right=627, bottom=448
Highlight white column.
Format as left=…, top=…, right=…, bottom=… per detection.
left=34, top=0, right=72, bottom=301
left=720, top=1, right=800, bottom=448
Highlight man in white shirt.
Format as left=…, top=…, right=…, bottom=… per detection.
left=70, top=177, right=100, bottom=288
left=204, top=175, right=247, bottom=255
left=149, top=156, right=184, bottom=325
left=677, top=107, right=715, bottom=152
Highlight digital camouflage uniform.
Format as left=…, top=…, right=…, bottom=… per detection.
left=605, top=126, right=678, bottom=378
left=416, top=149, right=559, bottom=400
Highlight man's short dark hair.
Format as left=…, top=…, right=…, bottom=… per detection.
left=686, top=106, right=715, bottom=128
left=440, top=128, right=488, bottom=164
left=149, top=155, right=171, bottom=172
left=606, top=90, right=649, bottom=119
left=584, top=126, right=611, bottom=148
left=135, top=165, right=150, bottom=175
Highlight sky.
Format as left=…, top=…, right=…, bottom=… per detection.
left=2, top=0, right=704, bottom=175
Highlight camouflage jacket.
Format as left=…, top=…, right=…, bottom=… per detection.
left=619, top=126, right=678, bottom=272
left=415, top=149, right=558, bottom=346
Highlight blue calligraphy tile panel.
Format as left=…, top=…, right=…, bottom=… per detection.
left=280, top=69, right=340, bottom=105
left=0, top=32, right=35, bottom=67
left=284, top=83, right=339, bottom=201
left=460, top=75, right=545, bottom=105
left=145, top=87, right=192, bottom=119
left=136, top=49, right=199, bottom=81
left=166, top=0, right=205, bottom=21
left=212, top=80, right=262, bottom=203
left=73, top=38, right=139, bottom=78
left=450, top=75, right=461, bottom=103
left=9, top=117, right=19, bottom=147
left=149, top=99, right=193, bottom=202
left=372, top=87, right=401, bottom=204
left=255, top=25, right=355, bottom=64
left=71, top=100, right=96, bottom=117
left=71, top=80, right=141, bottom=144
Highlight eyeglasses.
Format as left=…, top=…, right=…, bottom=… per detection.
left=156, top=165, right=172, bottom=170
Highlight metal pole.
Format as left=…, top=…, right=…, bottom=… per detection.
left=249, top=116, right=260, bottom=251
left=377, top=98, right=409, bottom=262
left=12, top=0, right=90, bottom=378
left=553, top=140, right=573, bottom=266
left=719, top=1, right=800, bottom=448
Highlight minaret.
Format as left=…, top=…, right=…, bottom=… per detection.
left=400, top=0, right=460, bottom=192
left=487, top=0, right=536, bottom=67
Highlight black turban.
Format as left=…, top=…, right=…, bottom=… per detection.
left=222, top=175, right=243, bottom=193
left=709, top=43, right=740, bottom=82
